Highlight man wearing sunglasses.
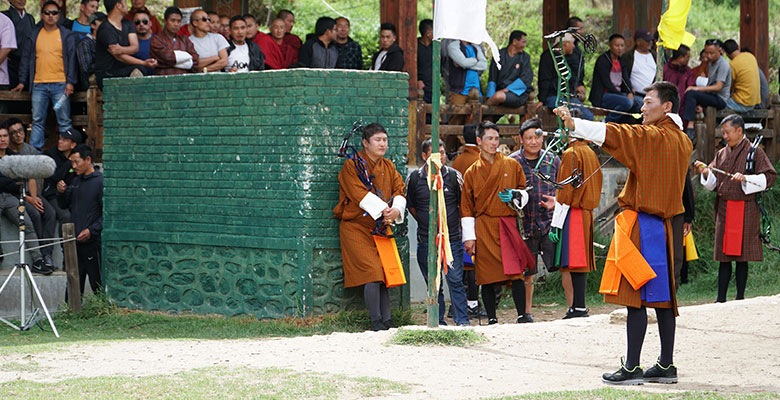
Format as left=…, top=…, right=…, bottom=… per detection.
left=12, top=1, right=76, bottom=150
left=131, top=9, right=154, bottom=75
left=124, top=0, right=160, bottom=35
left=188, top=9, right=227, bottom=73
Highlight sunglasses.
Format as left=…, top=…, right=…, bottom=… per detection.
left=195, top=17, right=211, bottom=22
left=134, top=19, right=149, bottom=25
left=42, top=10, right=59, bottom=16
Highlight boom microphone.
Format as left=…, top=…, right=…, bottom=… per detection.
left=0, top=155, right=56, bottom=179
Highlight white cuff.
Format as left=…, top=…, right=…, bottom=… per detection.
left=461, top=217, right=476, bottom=242
left=174, top=50, right=193, bottom=69
left=359, top=192, right=388, bottom=220
left=391, top=195, right=406, bottom=224
left=551, top=201, right=570, bottom=229
left=700, top=171, right=717, bottom=191
left=572, top=118, right=606, bottom=146
left=515, top=190, right=529, bottom=208
left=741, top=174, right=767, bottom=195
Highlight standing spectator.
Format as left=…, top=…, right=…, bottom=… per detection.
left=277, top=9, right=301, bottom=60
left=13, top=1, right=76, bottom=150
left=3, top=0, right=35, bottom=89
left=663, top=44, right=694, bottom=118
left=446, top=39, right=485, bottom=128
left=254, top=18, right=287, bottom=70
left=486, top=30, right=534, bottom=109
left=94, top=0, right=155, bottom=87
left=125, top=0, right=160, bottom=35
left=296, top=17, right=338, bottom=69
left=0, top=123, right=53, bottom=274
left=539, top=33, right=593, bottom=119
left=65, top=0, right=98, bottom=38
left=0, top=11, right=16, bottom=114
left=695, top=115, right=777, bottom=303
left=370, top=22, right=403, bottom=71
left=57, top=144, right=103, bottom=295
left=589, top=34, right=641, bottom=123
left=682, top=39, right=731, bottom=140
left=406, top=139, right=470, bottom=326
left=218, top=15, right=229, bottom=39
left=416, top=19, right=433, bottom=103
left=244, top=13, right=259, bottom=42
left=188, top=9, right=228, bottom=73
left=722, top=39, right=760, bottom=112
left=48, top=0, right=73, bottom=28
left=510, top=118, right=561, bottom=322
left=150, top=7, right=199, bottom=76
left=622, top=29, right=656, bottom=99
left=333, top=17, right=361, bottom=70
left=74, top=11, right=105, bottom=91
left=7, top=118, right=59, bottom=269
left=225, top=16, right=264, bottom=72
left=43, top=127, right=81, bottom=232
left=130, top=9, right=154, bottom=75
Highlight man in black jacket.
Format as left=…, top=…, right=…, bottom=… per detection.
left=370, top=22, right=403, bottom=71
left=486, top=30, right=533, bottom=108
left=588, top=34, right=641, bottom=123
left=538, top=33, right=593, bottom=119
left=43, top=127, right=81, bottom=232
left=226, top=16, right=264, bottom=72
left=296, top=16, right=337, bottom=69
left=57, top=144, right=103, bottom=295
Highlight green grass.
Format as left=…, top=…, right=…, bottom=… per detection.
left=486, top=388, right=780, bottom=400
left=0, top=293, right=415, bottom=355
left=0, top=366, right=409, bottom=400
left=389, top=327, right=486, bottom=346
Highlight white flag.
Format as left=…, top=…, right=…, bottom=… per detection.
left=433, top=0, right=501, bottom=68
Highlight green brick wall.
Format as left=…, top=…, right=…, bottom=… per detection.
left=101, top=70, right=410, bottom=318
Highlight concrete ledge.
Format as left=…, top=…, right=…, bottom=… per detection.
left=0, top=270, right=66, bottom=319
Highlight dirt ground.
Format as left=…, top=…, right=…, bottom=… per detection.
left=1, top=295, right=779, bottom=399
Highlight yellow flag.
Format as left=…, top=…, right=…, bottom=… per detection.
left=657, top=0, right=696, bottom=50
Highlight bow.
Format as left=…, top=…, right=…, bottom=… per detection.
left=745, top=135, right=780, bottom=253
left=338, top=121, right=393, bottom=237
left=533, top=28, right=597, bottom=189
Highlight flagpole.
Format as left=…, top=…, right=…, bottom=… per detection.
left=426, top=0, right=442, bottom=329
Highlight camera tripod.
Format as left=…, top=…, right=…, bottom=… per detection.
left=0, top=183, right=59, bottom=337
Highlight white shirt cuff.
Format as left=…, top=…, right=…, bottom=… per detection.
left=391, top=195, right=406, bottom=224
left=551, top=201, right=570, bottom=229
left=174, top=50, right=193, bottom=69
left=572, top=118, right=606, bottom=146
left=513, top=190, right=529, bottom=209
left=359, top=192, right=388, bottom=220
left=700, top=170, right=717, bottom=191
left=741, top=173, right=767, bottom=195
left=461, top=217, right=476, bottom=242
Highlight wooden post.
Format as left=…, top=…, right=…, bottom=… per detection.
left=613, top=0, right=662, bottom=49
left=62, top=223, right=81, bottom=313
left=740, top=0, right=769, bottom=77
left=704, top=106, right=717, bottom=163
left=380, top=0, right=418, bottom=98
left=543, top=0, right=569, bottom=34
left=426, top=7, right=441, bottom=328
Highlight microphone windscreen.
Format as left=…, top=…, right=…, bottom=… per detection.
left=0, top=155, right=57, bottom=179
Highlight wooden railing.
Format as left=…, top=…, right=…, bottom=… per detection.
left=0, top=79, right=104, bottom=161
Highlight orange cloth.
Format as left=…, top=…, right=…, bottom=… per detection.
left=334, top=151, right=406, bottom=288
left=600, top=210, right=657, bottom=294
left=461, top=152, right=527, bottom=285
left=451, top=145, right=481, bottom=176
left=34, top=28, right=66, bottom=83
left=374, top=227, right=407, bottom=287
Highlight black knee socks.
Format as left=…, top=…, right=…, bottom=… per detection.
left=482, top=280, right=526, bottom=320
left=463, top=270, right=479, bottom=301
left=364, top=282, right=391, bottom=323
left=482, top=284, right=497, bottom=319
left=656, top=308, right=676, bottom=366
left=510, top=278, right=526, bottom=316
left=571, top=272, right=587, bottom=309
left=735, top=261, right=748, bottom=300
left=718, top=261, right=749, bottom=301
left=625, top=306, right=647, bottom=370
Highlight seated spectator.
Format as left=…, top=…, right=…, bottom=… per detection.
left=3, top=0, right=36, bottom=89
left=225, top=16, right=264, bottom=72
left=43, top=127, right=82, bottom=232
left=722, top=39, right=760, bottom=112
left=13, top=1, right=76, bottom=149
left=682, top=39, right=731, bottom=138
left=622, top=29, right=656, bottom=98
left=334, top=17, right=362, bottom=69
left=370, top=22, right=403, bottom=71
left=589, top=33, right=641, bottom=123
left=539, top=33, right=592, bottom=120
left=278, top=9, right=301, bottom=59
left=65, top=0, right=98, bottom=38
left=130, top=9, right=154, bottom=75
left=297, top=17, right=337, bottom=69
left=74, top=12, right=105, bottom=91
left=188, top=9, right=227, bottom=73
left=254, top=18, right=288, bottom=69
left=663, top=44, right=694, bottom=118
left=124, top=0, right=160, bottom=34
left=487, top=31, right=533, bottom=108
left=741, top=48, right=770, bottom=109
left=94, top=0, right=155, bottom=87
left=1, top=11, right=16, bottom=114
left=150, top=7, right=199, bottom=76
left=565, top=16, right=588, bottom=105
left=691, top=48, right=708, bottom=83
left=446, top=39, right=485, bottom=127
left=57, top=144, right=103, bottom=295
left=416, top=19, right=433, bottom=103
left=218, top=15, right=229, bottom=39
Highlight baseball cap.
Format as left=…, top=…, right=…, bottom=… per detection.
left=60, top=127, right=84, bottom=144
left=89, top=12, right=107, bottom=24
left=634, top=29, right=653, bottom=42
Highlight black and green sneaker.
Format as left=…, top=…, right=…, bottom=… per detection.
left=602, top=360, right=644, bottom=385
left=644, top=360, right=678, bottom=384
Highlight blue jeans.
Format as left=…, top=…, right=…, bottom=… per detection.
left=601, top=93, right=642, bottom=123
left=31, top=82, right=72, bottom=149
left=683, top=90, right=726, bottom=122
left=726, top=97, right=756, bottom=113
left=417, top=240, right=469, bottom=325
left=544, top=96, right=594, bottom=120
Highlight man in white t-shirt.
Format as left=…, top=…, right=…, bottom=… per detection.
left=225, top=16, right=264, bottom=72
left=622, top=29, right=656, bottom=98
left=188, top=9, right=228, bottom=73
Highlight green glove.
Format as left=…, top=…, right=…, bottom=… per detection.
left=549, top=228, right=560, bottom=243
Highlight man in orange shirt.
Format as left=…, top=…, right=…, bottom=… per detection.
left=13, top=0, right=76, bottom=149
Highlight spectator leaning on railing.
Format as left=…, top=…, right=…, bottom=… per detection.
left=333, top=17, right=362, bottom=70
left=94, top=0, right=156, bottom=87
left=130, top=9, right=154, bottom=76
left=225, top=16, right=264, bottom=72
left=296, top=17, right=338, bottom=69
left=188, top=9, right=228, bottom=73
left=149, top=7, right=199, bottom=76
left=370, top=22, right=403, bottom=72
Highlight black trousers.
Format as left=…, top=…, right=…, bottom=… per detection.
left=77, top=239, right=102, bottom=295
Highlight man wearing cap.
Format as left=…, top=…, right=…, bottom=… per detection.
left=42, top=126, right=82, bottom=235
left=621, top=29, right=657, bottom=100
